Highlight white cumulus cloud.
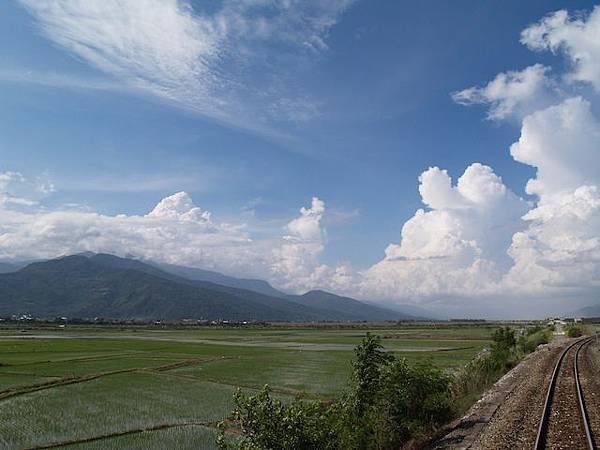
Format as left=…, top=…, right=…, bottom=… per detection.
left=451, top=64, right=556, bottom=120
left=503, top=96, right=600, bottom=296
left=271, top=197, right=328, bottom=291
left=0, top=188, right=343, bottom=293
left=361, top=163, right=529, bottom=300
left=510, top=96, right=600, bottom=200
left=506, top=186, right=600, bottom=294
left=0, top=191, right=252, bottom=269
left=521, top=6, right=600, bottom=91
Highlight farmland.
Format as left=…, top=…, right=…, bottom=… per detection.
left=0, top=323, right=494, bottom=449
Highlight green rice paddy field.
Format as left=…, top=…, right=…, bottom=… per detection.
left=0, top=323, right=493, bottom=449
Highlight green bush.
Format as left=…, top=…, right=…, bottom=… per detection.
left=517, top=327, right=551, bottom=354
left=372, top=359, right=452, bottom=449
left=565, top=323, right=583, bottom=337
left=218, top=386, right=337, bottom=450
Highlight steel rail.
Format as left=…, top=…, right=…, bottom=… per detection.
left=534, top=337, right=594, bottom=450
left=575, top=338, right=596, bottom=450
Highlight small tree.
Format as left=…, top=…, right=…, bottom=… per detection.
left=341, top=333, right=393, bottom=447
left=491, top=326, right=516, bottom=350
left=351, top=333, right=393, bottom=413
left=374, top=358, right=453, bottom=448
left=517, top=325, right=551, bottom=354
left=490, top=326, right=516, bottom=369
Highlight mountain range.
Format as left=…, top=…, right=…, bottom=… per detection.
left=573, top=304, right=600, bottom=318
left=0, top=253, right=422, bottom=321
left=0, top=262, right=21, bottom=274
left=156, top=261, right=287, bottom=298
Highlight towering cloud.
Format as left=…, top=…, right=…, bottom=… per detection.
left=362, top=163, right=529, bottom=300
left=269, top=197, right=357, bottom=293
left=510, top=97, right=600, bottom=199
left=356, top=5, right=600, bottom=312
left=504, top=97, right=600, bottom=295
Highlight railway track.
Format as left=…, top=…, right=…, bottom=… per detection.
left=535, top=337, right=597, bottom=450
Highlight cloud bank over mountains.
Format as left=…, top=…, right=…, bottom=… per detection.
left=1, top=4, right=599, bottom=316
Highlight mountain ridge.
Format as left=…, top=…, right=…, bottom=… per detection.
left=0, top=254, right=421, bottom=321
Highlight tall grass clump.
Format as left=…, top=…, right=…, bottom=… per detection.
left=451, top=326, right=519, bottom=412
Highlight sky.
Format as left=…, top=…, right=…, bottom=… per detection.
left=0, top=0, right=599, bottom=318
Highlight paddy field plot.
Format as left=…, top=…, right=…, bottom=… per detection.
left=0, top=324, right=491, bottom=449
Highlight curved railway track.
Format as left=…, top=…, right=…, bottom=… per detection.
left=535, top=337, right=597, bottom=450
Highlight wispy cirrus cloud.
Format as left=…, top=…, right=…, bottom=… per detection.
left=0, top=170, right=54, bottom=208
left=17, top=0, right=354, bottom=135
left=0, top=69, right=126, bottom=92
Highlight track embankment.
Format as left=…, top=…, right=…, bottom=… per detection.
left=431, top=338, right=571, bottom=449
left=579, top=337, right=600, bottom=446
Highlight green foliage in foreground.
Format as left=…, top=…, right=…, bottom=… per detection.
left=217, top=333, right=453, bottom=450
left=517, top=325, right=552, bottom=354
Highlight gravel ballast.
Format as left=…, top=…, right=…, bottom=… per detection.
left=431, top=338, right=571, bottom=450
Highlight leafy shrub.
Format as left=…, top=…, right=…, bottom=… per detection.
left=525, top=325, right=544, bottom=336
left=565, top=323, right=583, bottom=337
left=517, top=327, right=551, bottom=354
left=218, top=386, right=337, bottom=450
left=372, top=359, right=453, bottom=449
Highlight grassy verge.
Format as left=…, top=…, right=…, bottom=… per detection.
left=452, top=324, right=553, bottom=415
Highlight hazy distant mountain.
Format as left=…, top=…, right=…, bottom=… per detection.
left=0, top=254, right=419, bottom=321
left=0, top=260, right=42, bottom=274
left=0, top=255, right=323, bottom=321
left=286, top=290, right=420, bottom=321
left=151, top=260, right=420, bottom=320
left=156, top=262, right=286, bottom=298
left=368, top=301, right=441, bottom=320
left=573, top=304, right=600, bottom=317
left=0, top=262, right=19, bottom=274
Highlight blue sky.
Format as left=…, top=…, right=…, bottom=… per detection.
left=1, top=1, right=599, bottom=316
